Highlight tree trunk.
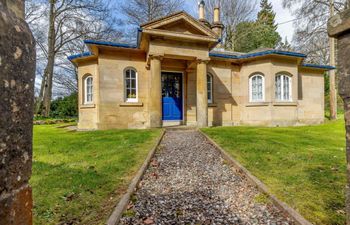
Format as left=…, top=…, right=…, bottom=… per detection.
left=40, top=0, right=56, bottom=117
left=338, top=32, right=350, bottom=225
left=329, top=0, right=337, bottom=120
left=0, top=0, right=36, bottom=224
left=35, top=68, right=47, bottom=114
left=345, top=98, right=350, bottom=224
left=328, top=7, right=350, bottom=224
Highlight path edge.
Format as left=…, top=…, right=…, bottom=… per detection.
left=198, top=129, right=313, bottom=225
left=106, top=129, right=166, bottom=225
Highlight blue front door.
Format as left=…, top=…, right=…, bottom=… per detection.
left=162, top=72, right=183, bottom=121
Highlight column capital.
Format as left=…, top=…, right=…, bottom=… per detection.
left=148, top=54, right=164, bottom=61
left=196, top=58, right=210, bottom=64
left=146, top=54, right=164, bottom=70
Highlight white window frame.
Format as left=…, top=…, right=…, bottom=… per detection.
left=207, top=73, right=213, bottom=104
left=249, top=74, right=265, bottom=102
left=84, top=75, right=93, bottom=104
left=275, top=74, right=292, bottom=102
left=124, top=67, right=138, bottom=103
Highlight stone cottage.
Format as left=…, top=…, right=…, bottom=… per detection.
left=69, top=2, right=334, bottom=130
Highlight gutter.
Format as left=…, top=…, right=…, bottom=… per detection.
left=209, top=50, right=307, bottom=60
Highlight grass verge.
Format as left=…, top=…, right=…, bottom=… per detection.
left=31, top=124, right=161, bottom=225
left=202, top=118, right=346, bottom=225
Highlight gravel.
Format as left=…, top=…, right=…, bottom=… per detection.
left=119, top=130, right=295, bottom=225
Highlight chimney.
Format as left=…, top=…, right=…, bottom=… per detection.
left=198, top=1, right=210, bottom=27
left=199, top=0, right=205, bottom=21
left=212, top=6, right=224, bottom=48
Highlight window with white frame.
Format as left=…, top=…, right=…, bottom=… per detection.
left=275, top=74, right=292, bottom=101
left=207, top=73, right=213, bottom=104
left=84, top=75, right=93, bottom=104
left=249, top=74, right=265, bottom=102
left=125, top=68, right=138, bottom=102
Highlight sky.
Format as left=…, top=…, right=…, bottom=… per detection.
left=269, top=0, right=296, bottom=42
left=188, top=0, right=296, bottom=42
left=116, top=0, right=296, bottom=42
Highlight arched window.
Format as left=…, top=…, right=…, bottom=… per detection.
left=275, top=74, right=292, bottom=101
left=249, top=74, right=265, bottom=102
left=84, top=75, right=93, bottom=104
left=207, top=73, right=213, bottom=104
left=124, top=68, right=138, bottom=102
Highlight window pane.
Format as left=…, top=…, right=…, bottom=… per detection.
left=275, top=75, right=281, bottom=100
left=207, top=75, right=213, bottom=102
left=130, top=70, right=136, bottom=79
left=126, top=79, right=130, bottom=88
left=251, top=75, right=264, bottom=101
left=85, top=77, right=93, bottom=103
left=283, top=76, right=290, bottom=100
left=125, top=69, right=137, bottom=101
left=131, top=79, right=136, bottom=88
left=126, top=89, right=131, bottom=98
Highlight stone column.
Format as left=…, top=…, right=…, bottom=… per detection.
left=149, top=55, right=163, bottom=128
left=0, top=0, right=36, bottom=225
left=196, top=59, right=209, bottom=128
left=328, top=8, right=350, bottom=224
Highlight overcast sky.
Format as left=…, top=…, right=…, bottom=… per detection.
left=269, top=0, right=295, bottom=42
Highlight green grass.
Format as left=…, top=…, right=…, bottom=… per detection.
left=202, top=118, right=346, bottom=225
left=32, top=124, right=161, bottom=225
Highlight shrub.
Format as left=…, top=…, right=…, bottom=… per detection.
left=50, top=93, right=78, bottom=118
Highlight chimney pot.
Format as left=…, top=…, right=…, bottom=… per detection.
left=214, top=7, right=220, bottom=24
left=199, top=0, right=205, bottom=21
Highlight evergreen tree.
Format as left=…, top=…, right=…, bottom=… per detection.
left=234, top=0, right=281, bottom=52
left=257, top=0, right=277, bottom=28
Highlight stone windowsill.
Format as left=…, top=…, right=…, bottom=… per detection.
left=119, top=102, right=144, bottom=107
left=80, top=104, right=96, bottom=109
left=273, top=102, right=298, bottom=106
left=208, top=103, right=217, bottom=107
left=246, top=102, right=269, bottom=107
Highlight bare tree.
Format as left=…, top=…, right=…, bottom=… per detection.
left=205, top=0, right=257, bottom=50
left=121, top=0, right=185, bottom=26
left=283, top=0, right=347, bottom=120
left=26, top=0, right=122, bottom=117
left=282, top=0, right=346, bottom=62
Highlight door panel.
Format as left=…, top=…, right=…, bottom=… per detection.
left=162, top=72, right=183, bottom=121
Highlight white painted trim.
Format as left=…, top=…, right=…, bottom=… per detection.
left=275, top=74, right=292, bottom=102
left=161, top=70, right=185, bottom=122
left=207, top=73, right=213, bottom=104
left=84, top=75, right=93, bottom=104
left=124, top=67, right=138, bottom=103
left=249, top=74, right=265, bottom=103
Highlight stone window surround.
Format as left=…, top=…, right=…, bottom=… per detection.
left=124, top=67, right=138, bottom=103
left=275, top=73, right=293, bottom=102
left=83, top=74, right=93, bottom=105
left=249, top=73, right=265, bottom=103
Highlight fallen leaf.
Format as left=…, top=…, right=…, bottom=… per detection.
left=143, top=217, right=154, bottom=224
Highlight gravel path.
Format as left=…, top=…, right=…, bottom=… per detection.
left=120, top=130, right=294, bottom=225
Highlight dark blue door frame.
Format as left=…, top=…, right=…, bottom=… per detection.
left=161, top=72, right=183, bottom=121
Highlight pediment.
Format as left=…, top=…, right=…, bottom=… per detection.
left=141, top=11, right=218, bottom=39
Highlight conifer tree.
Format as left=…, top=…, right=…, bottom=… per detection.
left=234, top=0, right=281, bottom=52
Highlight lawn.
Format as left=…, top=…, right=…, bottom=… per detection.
left=31, top=124, right=161, bottom=225
left=202, top=118, right=346, bottom=225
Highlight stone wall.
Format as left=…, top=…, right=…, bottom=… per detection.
left=77, top=52, right=325, bottom=129
left=0, top=0, right=36, bottom=224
